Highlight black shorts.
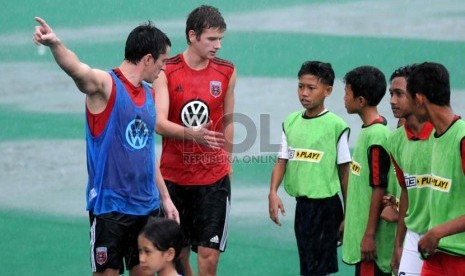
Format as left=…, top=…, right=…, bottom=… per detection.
left=294, top=194, right=343, bottom=276
left=166, top=175, right=231, bottom=253
left=89, top=209, right=160, bottom=273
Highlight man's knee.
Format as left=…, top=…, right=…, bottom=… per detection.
left=198, top=247, right=220, bottom=275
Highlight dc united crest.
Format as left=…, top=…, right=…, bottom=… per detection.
left=125, top=116, right=149, bottom=149
left=96, top=247, right=108, bottom=265
left=181, top=100, right=209, bottom=127
left=210, top=81, right=222, bottom=98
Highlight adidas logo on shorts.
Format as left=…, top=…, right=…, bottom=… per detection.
left=209, top=235, right=219, bottom=243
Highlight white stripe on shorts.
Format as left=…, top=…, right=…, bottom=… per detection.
left=90, top=217, right=96, bottom=272
left=220, top=196, right=230, bottom=251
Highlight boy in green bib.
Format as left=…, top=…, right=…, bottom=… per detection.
left=408, top=62, right=465, bottom=275
left=385, top=64, right=434, bottom=276
left=342, top=65, right=396, bottom=275
left=268, top=61, right=350, bottom=276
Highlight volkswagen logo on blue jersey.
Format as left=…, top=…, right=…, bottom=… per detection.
left=125, top=115, right=149, bottom=149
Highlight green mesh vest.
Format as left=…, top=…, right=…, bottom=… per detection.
left=283, top=110, right=349, bottom=199
left=342, top=121, right=396, bottom=273
left=388, top=125, right=434, bottom=234
left=429, top=119, right=465, bottom=256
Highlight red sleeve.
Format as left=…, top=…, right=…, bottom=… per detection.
left=390, top=154, right=406, bottom=188
left=368, top=145, right=390, bottom=188
left=461, top=137, right=465, bottom=174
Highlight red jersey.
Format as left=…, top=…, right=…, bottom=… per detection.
left=160, top=54, right=234, bottom=185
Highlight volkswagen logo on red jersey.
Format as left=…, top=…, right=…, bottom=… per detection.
left=181, top=100, right=209, bottom=127
left=210, top=81, right=222, bottom=98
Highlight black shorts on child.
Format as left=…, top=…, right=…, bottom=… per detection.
left=295, top=193, right=343, bottom=276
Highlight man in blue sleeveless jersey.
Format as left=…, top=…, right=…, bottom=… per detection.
left=33, top=17, right=178, bottom=276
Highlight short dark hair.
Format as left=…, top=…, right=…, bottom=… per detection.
left=139, top=217, right=183, bottom=259
left=407, top=62, right=450, bottom=106
left=125, top=21, right=171, bottom=64
left=344, top=65, right=387, bottom=106
left=298, top=61, right=335, bottom=86
left=185, top=5, right=226, bottom=44
left=390, top=64, right=417, bottom=81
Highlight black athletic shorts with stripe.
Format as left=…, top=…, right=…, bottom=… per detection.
left=166, top=175, right=231, bottom=253
left=89, top=209, right=161, bottom=273
left=295, top=193, right=343, bottom=276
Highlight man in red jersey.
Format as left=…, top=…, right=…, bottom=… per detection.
left=33, top=17, right=178, bottom=276
left=154, top=5, right=236, bottom=276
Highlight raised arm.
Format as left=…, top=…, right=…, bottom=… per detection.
left=33, top=17, right=111, bottom=99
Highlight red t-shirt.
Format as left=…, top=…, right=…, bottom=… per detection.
left=160, top=54, right=234, bottom=185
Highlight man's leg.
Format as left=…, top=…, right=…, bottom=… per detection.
left=180, top=247, right=195, bottom=276
left=198, top=246, right=220, bottom=276
left=195, top=177, right=230, bottom=276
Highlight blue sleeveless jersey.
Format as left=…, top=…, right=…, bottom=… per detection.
left=85, top=71, right=159, bottom=216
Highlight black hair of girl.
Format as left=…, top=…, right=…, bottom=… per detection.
left=140, top=217, right=184, bottom=259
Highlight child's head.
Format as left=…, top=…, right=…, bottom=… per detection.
left=343, top=66, right=387, bottom=113
left=407, top=62, right=450, bottom=107
left=389, top=64, right=417, bottom=119
left=297, top=61, right=334, bottom=116
left=389, top=64, right=416, bottom=82
left=298, top=61, right=335, bottom=86
left=185, top=5, right=226, bottom=45
left=138, top=217, right=183, bottom=275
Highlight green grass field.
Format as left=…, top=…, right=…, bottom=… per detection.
left=1, top=0, right=464, bottom=275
